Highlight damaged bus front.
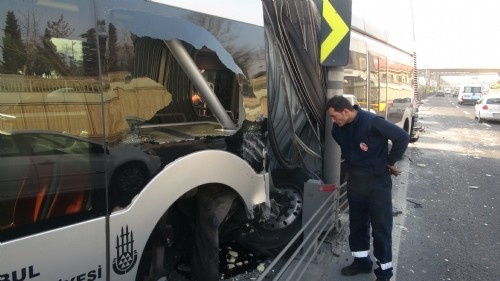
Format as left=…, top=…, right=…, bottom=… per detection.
left=0, top=0, right=417, bottom=280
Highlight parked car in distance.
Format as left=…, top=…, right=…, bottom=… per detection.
left=343, top=94, right=376, bottom=113
left=436, top=90, right=445, bottom=97
left=388, top=97, right=413, bottom=117
left=343, top=94, right=359, bottom=106
left=475, top=93, right=500, bottom=122
left=444, top=88, right=452, bottom=95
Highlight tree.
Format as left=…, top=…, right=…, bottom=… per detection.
left=35, top=14, right=79, bottom=77
left=46, top=14, right=74, bottom=38
left=33, top=27, right=62, bottom=77
left=18, top=8, right=42, bottom=75
left=81, top=27, right=99, bottom=77
left=2, top=10, right=26, bottom=74
left=107, top=23, right=118, bottom=72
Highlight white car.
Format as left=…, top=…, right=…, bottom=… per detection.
left=388, top=97, right=413, bottom=117
left=343, top=94, right=376, bottom=113
left=475, top=93, right=500, bottom=122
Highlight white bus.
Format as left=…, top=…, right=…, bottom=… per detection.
left=0, top=0, right=416, bottom=280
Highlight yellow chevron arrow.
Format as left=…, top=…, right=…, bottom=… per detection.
left=321, top=0, right=349, bottom=63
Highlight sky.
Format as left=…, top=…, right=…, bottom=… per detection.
left=154, top=0, right=500, bottom=70
left=411, top=0, right=500, bottom=69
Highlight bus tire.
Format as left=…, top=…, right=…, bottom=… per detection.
left=237, top=181, right=303, bottom=256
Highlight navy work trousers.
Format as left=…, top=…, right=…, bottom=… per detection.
left=346, top=170, right=393, bottom=266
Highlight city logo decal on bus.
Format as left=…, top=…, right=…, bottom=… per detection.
left=112, top=225, right=138, bottom=275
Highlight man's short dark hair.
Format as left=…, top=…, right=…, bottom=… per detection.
left=326, top=95, right=354, bottom=112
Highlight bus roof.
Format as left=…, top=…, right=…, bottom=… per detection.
left=149, top=0, right=415, bottom=53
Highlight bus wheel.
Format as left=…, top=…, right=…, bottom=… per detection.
left=237, top=181, right=303, bottom=256
left=261, top=183, right=303, bottom=231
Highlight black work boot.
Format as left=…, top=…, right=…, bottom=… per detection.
left=375, top=278, right=391, bottom=281
left=341, top=257, right=373, bottom=276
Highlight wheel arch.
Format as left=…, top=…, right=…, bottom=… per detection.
left=108, top=150, right=268, bottom=279
left=403, top=117, right=411, bottom=134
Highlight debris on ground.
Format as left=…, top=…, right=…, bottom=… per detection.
left=406, top=198, right=423, bottom=208
left=256, top=263, right=265, bottom=273
left=219, top=241, right=268, bottom=279
left=393, top=211, right=403, bottom=217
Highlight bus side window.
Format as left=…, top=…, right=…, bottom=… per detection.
left=0, top=0, right=106, bottom=241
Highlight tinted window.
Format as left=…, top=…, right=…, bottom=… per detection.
left=343, top=34, right=368, bottom=111
left=369, top=53, right=387, bottom=117
left=97, top=5, right=266, bottom=127
left=0, top=0, right=106, bottom=241
left=86, top=1, right=267, bottom=207
left=464, top=86, right=482, bottom=93
left=0, top=135, right=20, bottom=156
left=486, top=98, right=500, bottom=104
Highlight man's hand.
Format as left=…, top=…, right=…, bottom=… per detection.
left=387, top=164, right=401, bottom=176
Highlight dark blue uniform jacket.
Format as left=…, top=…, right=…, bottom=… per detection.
left=331, top=106, right=410, bottom=176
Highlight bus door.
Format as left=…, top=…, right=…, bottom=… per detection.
left=368, top=52, right=388, bottom=117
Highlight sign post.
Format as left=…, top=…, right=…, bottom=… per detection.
left=321, top=0, right=352, bottom=186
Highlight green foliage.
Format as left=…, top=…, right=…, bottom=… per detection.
left=2, top=10, right=26, bottom=74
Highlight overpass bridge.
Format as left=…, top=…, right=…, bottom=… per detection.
left=417, top=68, right=500, bottom=77
left=416, top=68, right=500, bottom=88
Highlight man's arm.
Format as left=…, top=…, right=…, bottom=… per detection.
left=372, top=117, right=410, bottom=166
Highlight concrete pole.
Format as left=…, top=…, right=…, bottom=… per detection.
left=323, top=67, right=343, bottom=186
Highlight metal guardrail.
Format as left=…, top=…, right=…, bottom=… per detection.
left=257, top=182, right=348, bottom=281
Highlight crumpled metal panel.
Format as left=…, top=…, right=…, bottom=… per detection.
left=263, top=0, right=326, bottom=176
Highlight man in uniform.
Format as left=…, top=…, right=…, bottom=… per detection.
left=326, top=95, right=409, bottom=281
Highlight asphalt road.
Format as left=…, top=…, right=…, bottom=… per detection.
left=396, top=94, right=500, bottom=281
